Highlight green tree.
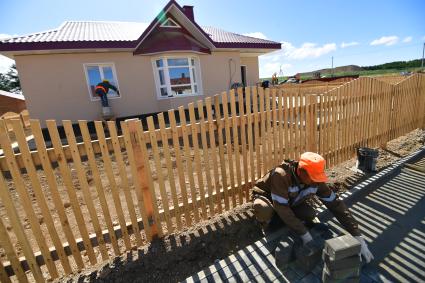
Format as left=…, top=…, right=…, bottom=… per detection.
left=0, top=64, right=21, bottom=93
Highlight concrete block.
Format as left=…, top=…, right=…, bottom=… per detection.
left=323, top=250, right=361, bottom=270
left=294, top=239, right=323, bottom=273
left=324, top=264, right=360, bottom=279
left=322, top=269, right=360, bottom=283
left=274, top=237, right=295, bottom=271
left=324, top=235, right=361, bottom=260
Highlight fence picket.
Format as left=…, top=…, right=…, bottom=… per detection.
left=265, top=88, right=273, bottom=169
left=205, top=98, right=222, bottom=215
left=222, top=92, right=236, bottom=207
left=238, top=88, right=249, bottom=201
left=271, top=88, right=278, bottom=166
left=197, top=100, right=215, bottom=215
left=188, top=103, right=208, bottom=219
left=214, top=95, right=230, bottom=211
left=63, top=121, right=109, bottom=260
left=0, top=175, right=33, bottom=282
left=46, top=120, right=97, bottom=264
left=229, top=90, right=242, bottom=204
left=278, top=90, right=284, bottom=162
left=158, top=113, right=183, bottom=230
left=178, top=106, right=201, bottom=221
left=0, top=218, right=16, bottom=283
left=252, top=87, right=261, bottom=179
left=259, top=88, right=267, bottom=175
left=245, top=87, right=255, bottom=194
left=168, top=110, right=192, bottom=225
left=11, top=119, right=73, bottom=273
left=0, top=121, right=59, bottom=279
left=94, top=121, right=132, bottom=250
left=107, top=121, right=143, bottom=246
left=147, top=117, right=173, bottom=233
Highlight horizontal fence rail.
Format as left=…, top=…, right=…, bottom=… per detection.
left=0, top=74, right=424, bottom=281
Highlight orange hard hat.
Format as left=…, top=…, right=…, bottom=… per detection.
left=298, top=152, right=328, bottom=183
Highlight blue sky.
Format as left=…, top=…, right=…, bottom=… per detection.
left=0, top=0, right=424, bottom=77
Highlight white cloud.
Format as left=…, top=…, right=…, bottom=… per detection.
left=243, top=32, right=268, bottom=40
left=402, top=36, right=412, bottom=43
left=370, top=35, right=399, bottom=46
left=259, top=41, right=336, bottom=77
left=340, top=41, right=359, bottom=48
left=422, top=35, right=425, bottom=40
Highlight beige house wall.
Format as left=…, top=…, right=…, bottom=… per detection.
left=15, top=50, right=257, bottom=123
left=240, top=57, right=260, bottom=86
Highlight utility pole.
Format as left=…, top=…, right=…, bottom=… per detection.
left=331, top=56, right=334, bottom=77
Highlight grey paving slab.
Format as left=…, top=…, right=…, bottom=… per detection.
left=183, top=153, right=425, bottom=283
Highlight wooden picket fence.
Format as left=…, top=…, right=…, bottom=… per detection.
left=0, top=74, right=424, bottom=282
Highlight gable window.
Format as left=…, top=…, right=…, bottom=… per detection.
left=160, top=18, right=180, bottom=28
left=84, top=63, right=120, bottom=100
left=152, top=57, right=202, bottom=99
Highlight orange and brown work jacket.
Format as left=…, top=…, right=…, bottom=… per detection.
left=252, top=161, right=361, bottom=236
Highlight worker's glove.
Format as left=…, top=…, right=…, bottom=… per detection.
left=355, top=236, right=374, bottom=263
left=300, top=232, right=313, bottom=245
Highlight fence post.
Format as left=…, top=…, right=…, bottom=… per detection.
left=126, top=119, right=159, bottom=238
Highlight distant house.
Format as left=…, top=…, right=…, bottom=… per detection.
left=0, top=0, right=280, bottom=122
left=0, top=90, right=26, bottom=116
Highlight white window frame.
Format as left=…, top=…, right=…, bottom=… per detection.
left=83, top=62, right=122, bottom=102
left=160, top=17, right=181, bottom=28
left=152, top=55, right=203, bottom=100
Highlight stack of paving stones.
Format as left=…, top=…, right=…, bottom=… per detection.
left=322, top=235, right=362, bottom=283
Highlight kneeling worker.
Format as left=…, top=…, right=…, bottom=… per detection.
left=252, top=152, right=374, bottom=263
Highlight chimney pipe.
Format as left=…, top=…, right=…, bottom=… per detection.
left=182, top=5, right=194, bottom=21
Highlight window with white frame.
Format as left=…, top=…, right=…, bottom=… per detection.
left=153, top=57, right=201, bottom=99
left=84, top=63, right=120, bottom=100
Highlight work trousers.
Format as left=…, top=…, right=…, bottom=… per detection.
left=253, top=194, right=316, bottom=226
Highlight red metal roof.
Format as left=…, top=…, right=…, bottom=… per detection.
left=0, top=1, right=281, bottom=52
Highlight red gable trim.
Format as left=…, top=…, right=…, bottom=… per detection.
left=133, top=0, right=215, bottom=52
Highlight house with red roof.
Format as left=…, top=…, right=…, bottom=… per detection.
left=0, top=0, right=280, bottom=122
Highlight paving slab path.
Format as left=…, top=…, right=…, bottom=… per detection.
left=183, top=148, right=425, bottom=283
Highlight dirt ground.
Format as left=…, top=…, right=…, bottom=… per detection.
left=57, top=128, right=425, bottom=283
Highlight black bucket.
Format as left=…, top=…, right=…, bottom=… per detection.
left=357, top=148, right=379, bottom=172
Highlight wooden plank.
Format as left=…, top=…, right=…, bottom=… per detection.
left=0, top=121, right=59, bottom=280
left=121, top=120, right=153, bottom=240
left=277, top=90, right=284, bottom=162
left=197, top=100, right=215, bottom=216
left=238, top=88, right=249, bottom=201
left=214, top=95, right=230, bottom=211
left=79, top=121, right=121, bottom=256
left=188, top=103, right=208, bottom=219
left=259, top=88, right=267, bottom=175
left=252, top=87, right=261, bottom=179
left=0, top=195, right=29, bottom=282
left=300, top=92, right=306, bottom=154
left=45, top=120, right=97, bottom=265
left=205, top=98, right=222, bottom=215
left=11, top=120, right=73, bottom=274
left=147, top=117, right=173, bottom=233
left=30, top=120, right=85, bottom=269
left=283, top=92, right=290, bottom=159
left=94, top=121, right=132, bottom=250
left=289, top=91, right=296, bottom=160
left=245, top=87, right=255, bottom=195
left=265, top=88, right=273, bottom=169
left=131, top=119, right=164, bottom=237
left=221, top=92, right=236, bottom=208
left=294, top=89, right=300, bottom=158
left=229, top=90, right=242, bottom=204
left=62, top=120, right=109, bottom=260
left=107, top=121, right=143, bottom=246
left=271, top=88, right=278, bottom=166
left=178, top=107, right=201, bottom=222
left=168, top=110, right=192, bottom=226
left=331, top=89, right=337, bottom=167
left=158, top=113, right=182, bottom=230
